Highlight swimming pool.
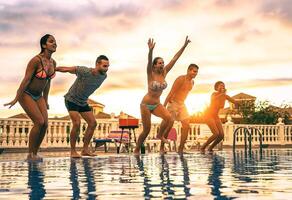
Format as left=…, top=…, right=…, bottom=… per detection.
left=1, top=149, right=292, bottom=199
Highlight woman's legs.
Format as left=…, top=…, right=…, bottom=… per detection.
left=200, top=118, right=220, bottom=152
left=34, top=97, right=48, bottom=156
left=134, top=104, right=151, bottom=154
left=68, top=111, right=81, bottom=157
left=18, top=94, right=46, bottom=160
left=152, top=104, right=174, bottom=153
left=156, top=119, right=169, bottom=143
left=207, top=117, right=224, bottom=151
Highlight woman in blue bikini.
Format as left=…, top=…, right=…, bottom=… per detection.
left=4, top=34, right=57, bottom=161
left=134, top=36, right=191, bottom=154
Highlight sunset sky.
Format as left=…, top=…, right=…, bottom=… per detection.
left=0, top=0, right=291, bottom=119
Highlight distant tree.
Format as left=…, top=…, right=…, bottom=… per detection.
left=238, top=100, right=290, bottom=124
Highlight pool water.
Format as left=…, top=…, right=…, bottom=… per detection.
left=1, top=149, right=292, bottom=199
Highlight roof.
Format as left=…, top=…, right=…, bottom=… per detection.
left=87, top=99, right=105, bottom=107
left=232, top=93, right=256, bottom=100
left=94, top=112, right=111, bottom=119
left=116, top=112, right=137, bottom=119
left=8, top=113, right=29, bottom=119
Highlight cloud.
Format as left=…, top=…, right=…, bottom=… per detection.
left=0, top=0, right=148, bottom=41
left=0, top=0, right=144, bottom=22
left=234, top=28, right=264, bottom=43
left=260, top=0, right=292, bottom=25
left=192, top=77, right=292, bottom=94
left=0, top=0, right=292, bottom=114
left=214, top=0, right=236, bottom=7
left=221, top=18, right=245, bottom=29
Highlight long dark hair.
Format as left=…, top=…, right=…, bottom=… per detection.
left=40, top=34, right=52, bottom=53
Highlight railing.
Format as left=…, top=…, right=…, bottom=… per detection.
left=0, top=118, right=291, bottom=149
left=233, top=127, right=263, bottom=158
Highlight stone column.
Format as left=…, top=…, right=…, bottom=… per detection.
left=224, top=115, right=235, bottom=147
left=276, top=117, right=285, bottom=145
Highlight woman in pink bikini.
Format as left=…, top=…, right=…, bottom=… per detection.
left=134, top=36, right=191, bottom=154
left=4, top=34, right=57, bottom=161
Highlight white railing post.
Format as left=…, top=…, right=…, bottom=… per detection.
left=61, top=122, right=67, bottom=146
left=47, top=122, right=51, bottom=148
left=14, top=121, right=20, bottom=147
left=224, top=115, right=234, bottom=146
left=19, top=121, right=27, bottom=147
left=277, top=117, right=285, bottom=145
left=40, top=122, right=48, bottom=149
left=7, top=120, right=15, bottom=147
left=1, top=117, right=291, bottom=149
left=2, top=120, right=8, bottom=147
left=53, top=121, right=58, bottom=146
left=27, top=121, right=33, bottom=147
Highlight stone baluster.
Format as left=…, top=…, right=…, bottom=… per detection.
left=55, top=122, right=61, bottom=147
left=14, top=121, right=21, bottom=147
left=26, top=121, right=33, bottom=146
left=1, top=120, right=8, bottom=147
left=98, top=123, right=103, bottom=139
left=277, top=118, right=285, bottom=145
left=78, top=122, right=85, bottom=147
left=61, top=122, right=67, bottom=146
left=7, top=121, right=15, bottom=147
left=19, top=121, right=26, bottom=147
left=52, top=121, right=58, bottom=146
left=47, top=121, right=53, bottom=147
left=102, top=123, right=107, bottom=138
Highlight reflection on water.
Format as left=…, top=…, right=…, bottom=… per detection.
left=28, top=162, right=46, bottom=200
left=207, top=155, right=228, bottom=200
left=70, top=158, right=98, bottom=199
left=1, top=149, right=292, bottom=199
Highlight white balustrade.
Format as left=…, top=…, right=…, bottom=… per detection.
left=0, top=117, right=291, bottom=150
left=284, top=125, right=292, bottom=144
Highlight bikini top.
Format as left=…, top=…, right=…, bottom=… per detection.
left=149, top=80, right=167, bottom=92
left=34, top=55, right=56, bottom=80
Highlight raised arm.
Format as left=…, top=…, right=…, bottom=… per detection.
left=212, top=92, right=226, bottom=99
left=226, top=95, right=237, bottom=105
left=164, top=36, right=191, bottom=75
left=163, top=76, right=183, bottom=107
left=4, top=57, right=38, bottom=108
left=55, top=66, right=77, bottom=74
left=212, top=90, right=238, bottom=106
left=147, top=38, right=155, bottom=81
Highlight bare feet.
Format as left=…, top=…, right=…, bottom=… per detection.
left=81, top=150, right=97, bottom=157
left=207, top=148, right=214, bottom=154
left=177, top=150, right=184, bottom=154
left=71, top=151, right=81, bottom=158
left=26, top=153, right=43, bottom=161
left=34, top=154, right=43, bottom=160
left=159, top=149, right=166, bottom=155
left=199, top=147, right=205, bottom=153
left=177, top=146, right=184, bottom=154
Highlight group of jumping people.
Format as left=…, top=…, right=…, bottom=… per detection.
left=4, top=34, right=238, bottom=161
